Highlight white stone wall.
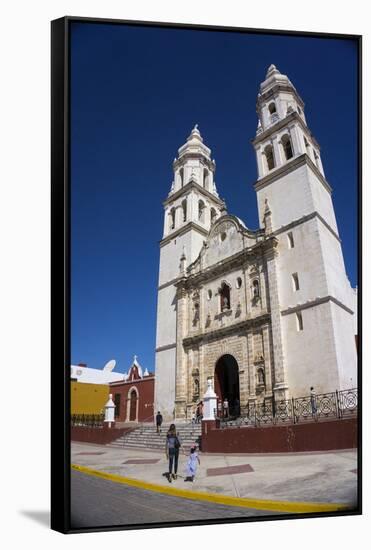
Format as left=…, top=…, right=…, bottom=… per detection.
left=154, top=347, right=176, bottom=420
left=317, top=222, right=352, bottom=308
left=158, top=231, right=205, bottom=286
left=256, top=164, right=314, bottom=230
left=155, top=231, right=205, bottom=421
left=308, top=169, right=338, bottom=233
left=275, top=218, right=327, bottom=309
left=330, top=301, right=358, bottom=389
left=202, top=221, right=255, bottom=268
left=155, top=285, right=177, bottom=349
left=282, top=301, right=340, bottom=396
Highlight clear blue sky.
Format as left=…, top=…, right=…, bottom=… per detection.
left=70, top=21, right=358, bottom=374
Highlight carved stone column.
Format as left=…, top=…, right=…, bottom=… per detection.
left=262, top=324, right=273, bottom=396
left=264, top=247, right=289, bottom=401
left=288, top=124, right=301, bottom=156
left=239, top=333, right=249, bottom=408
left=247, top=331, right=255, bottom=401
left=272, top=136, right=282, bottom=168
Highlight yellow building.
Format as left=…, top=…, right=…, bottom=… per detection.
left=71, top=381, right=109, bottom=415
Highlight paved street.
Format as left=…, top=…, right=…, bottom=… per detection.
left=70, top=441, right=358, bottom=529
left=71, top=469, right=275, bottom=528
left=72, top=442, right=357, bottom=502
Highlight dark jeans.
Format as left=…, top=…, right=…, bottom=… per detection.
left=168, top=448, right=179, bottom=474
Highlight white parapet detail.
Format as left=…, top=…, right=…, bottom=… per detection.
left=104, top=393, right=115, bottom=427
left=202, top=379, right=218, bottom=420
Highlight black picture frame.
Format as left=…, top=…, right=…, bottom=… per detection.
left=51, top=16, right=362, bottom=534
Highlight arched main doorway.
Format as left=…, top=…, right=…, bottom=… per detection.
left=128, top=388, right=138, bottom=421
left=214, top=354, right=240, bottom=417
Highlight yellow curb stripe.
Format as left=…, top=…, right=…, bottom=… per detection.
left=71, top=464, right=349, bottom=514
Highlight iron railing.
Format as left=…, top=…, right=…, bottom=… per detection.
left=71, top=414, right=105, bottom=428
left=219, top=388, right=357, bottom=428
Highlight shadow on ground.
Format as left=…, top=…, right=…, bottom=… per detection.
left=19, top=510, right=50, bottom=528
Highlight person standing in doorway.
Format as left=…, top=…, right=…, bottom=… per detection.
left=196, top=402, right=202, bottom=423
left=223, top=397, right=229, bottom=418
left=156, top=411, right=163, bottom=434
left=199, top=401, right=204, bottom=422
left=310, top=387, right=317, bottom=417
left=165, top=423, right=181, bottom=482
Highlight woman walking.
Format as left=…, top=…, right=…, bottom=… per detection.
left=165, top=423, right=181, bottom=482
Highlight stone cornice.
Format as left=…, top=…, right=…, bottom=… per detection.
left=281, top=295, right=354, bottom=316
left=160, top=221, right=209, bottom=247
left=155, top=343, right=177, bottom=353
left=252, top=111, right=320, bottom=151
left=163, top=180, right=225, bottom=208
left=157, top=276, right=182, bottom=291
left=257, top=83, right=305, bottom=111
left=274, top=211, right=340, bottom=242
left=173, top=155, right=215, bottom=172
left=253, top=153, right=332, bottom=194
left=182, top=312, right=271, bottom=348
left=176, top=236, right=277, bottom=288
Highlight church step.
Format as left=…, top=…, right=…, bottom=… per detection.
left=106, top=422, right=202, bottom=450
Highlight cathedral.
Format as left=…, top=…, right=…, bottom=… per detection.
left=154, top=64, right=357, bottom=422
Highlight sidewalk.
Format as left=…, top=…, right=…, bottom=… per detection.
left=71, top=441, right=358, bottom=509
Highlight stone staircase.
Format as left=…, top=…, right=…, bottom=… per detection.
left=107, top=423, right=202, bottom=451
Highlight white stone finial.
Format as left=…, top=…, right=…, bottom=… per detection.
left=202, top=378, right=217, bottom=420
left=188, top=124, right=202, bottom=142
left=266, top=64, right=280, bottom=78
left=104, top=393, right=116, bottom=426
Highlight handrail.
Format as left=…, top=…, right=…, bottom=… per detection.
left=219, top=387, right=357, bottom=428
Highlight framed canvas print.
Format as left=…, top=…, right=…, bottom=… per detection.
left=51, top=16, right=361, bottom=533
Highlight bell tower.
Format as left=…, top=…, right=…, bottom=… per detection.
left=252, top=65, right=357, bottom=398
left=155, top=126, right=226, bottom=421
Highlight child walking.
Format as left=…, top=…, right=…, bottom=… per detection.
left=185, top=446, right=200, bottom=482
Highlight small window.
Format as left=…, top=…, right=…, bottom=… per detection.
left=169, top=208, right=176, bottom=230
left=207, top=289, right=212, bottom=300
left=313, top=150, right=320, bottom=170
left=297, top=106, right=302, bottom=115
left=220, top=232, right=227, bottom=242
left=292, top=273, right=300, bottom=291
left=198, top=200, right=205, bottom=223
left=236, top=277, right=242, bottom=289
left=268, top=102, right=277, bottom=114
left=179, top=168, right=184, bottom=187
left=264, top=145, right=275, bottom=171
left=296, top=312, right=303, bottom=331
left=304, top=136, right=310, bottom=149
left=182, top=199, right=187, bottom=222
left=287, top=232, right=294, bottom=249
left=281, top=134, right=293, bottom=160
left=203, top=168, right=209, bottom=189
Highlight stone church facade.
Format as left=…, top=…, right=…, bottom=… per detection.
left=154, top=65, right=357, bottom=421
